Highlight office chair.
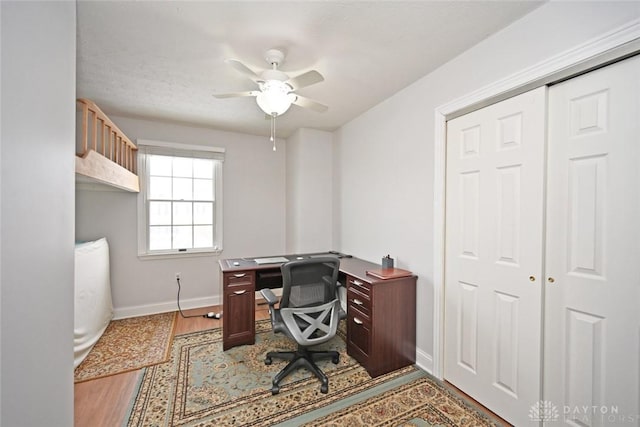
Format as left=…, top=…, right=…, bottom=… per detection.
left=260, top=257, right=344, bottom=394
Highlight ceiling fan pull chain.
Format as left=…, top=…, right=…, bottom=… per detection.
left=270, top=114, right=277, bottom=151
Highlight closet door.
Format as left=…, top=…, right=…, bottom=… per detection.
left=444, top=87, right=546, bottom=425
left=545, top=55, right=640, bottom=426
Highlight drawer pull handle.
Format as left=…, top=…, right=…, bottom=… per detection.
left=352, top=279, right=363, bottom=286
left=353, top=317, right=363, bottom=325
left=352, top=298, right=364, bottom=306
left=233, top=290, right=247, bottom=295
left=233, top=273, right=246, bottom=278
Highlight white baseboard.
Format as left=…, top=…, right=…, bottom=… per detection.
left=113, top=295, right=221, bottom=319
left=415, top=348, right=434, bottom=376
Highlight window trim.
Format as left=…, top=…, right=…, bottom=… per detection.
left=136, top=139, right=224, bottom=258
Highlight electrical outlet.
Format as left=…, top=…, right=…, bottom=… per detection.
left=175, top=272, right=181, bottom=280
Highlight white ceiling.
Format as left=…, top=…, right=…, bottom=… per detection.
left=76, top=1, right=544, bottom=139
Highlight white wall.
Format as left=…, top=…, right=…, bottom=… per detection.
left=334, top=1, right=640, bottom=371
left=76, top=116, right=286, bottom=317
left=1, top=2, right=76, bottom=425
left=285, top=128, right=333, bottom=253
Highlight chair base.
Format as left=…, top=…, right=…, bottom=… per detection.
left=265, top=346, right=340, bottom=395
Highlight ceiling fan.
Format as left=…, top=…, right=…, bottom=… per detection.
left=213, top=48, right=327, bottom=151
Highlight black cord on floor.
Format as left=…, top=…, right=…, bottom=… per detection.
left=176, top=277, right=219, bottom=319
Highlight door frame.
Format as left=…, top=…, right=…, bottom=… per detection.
left=431, top=18, right=640, bottom=379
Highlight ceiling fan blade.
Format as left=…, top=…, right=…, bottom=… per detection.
left=213, top=91, right=259, bottom=99
left=285, top=70, right=324, bottom=91
left=225, top=59, right=260, bottom=82
left=291, top=95, right=328, bottom=113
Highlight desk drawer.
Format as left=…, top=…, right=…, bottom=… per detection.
left=347, top=288, right=371, bottom=319
left=347, top=309, right=371, bottom=363
left=224, top=271, right=255, bottom=288
left=346, top=276, right=371, bottom=297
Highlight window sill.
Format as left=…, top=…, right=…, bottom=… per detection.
left=138, top=249, right=222, bottom=261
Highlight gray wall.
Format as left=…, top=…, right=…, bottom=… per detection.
left=286, top=128, right=334, bottom=253
left=1, top=2, right=76, bottom=425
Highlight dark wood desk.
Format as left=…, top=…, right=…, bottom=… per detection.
left=218, top=252, right=417, bottom=377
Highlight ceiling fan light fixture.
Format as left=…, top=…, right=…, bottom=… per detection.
left=216, top=48, right=327, bottom=152
left=256, top=80, right=293, bottom=116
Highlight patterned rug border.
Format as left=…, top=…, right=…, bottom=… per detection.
left=74, top=311, right=178, bottom=383
left=299, top=375, right=502, bottom=426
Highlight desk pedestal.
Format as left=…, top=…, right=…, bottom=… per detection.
left=345, top=273, right=416, bottom=377
left=222, top=271, right=255, bottom=351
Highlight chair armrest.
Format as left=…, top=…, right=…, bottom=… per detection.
left=260, top=288, right=279, bottom=307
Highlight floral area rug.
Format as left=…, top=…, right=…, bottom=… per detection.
left=74, top=312, right=177, bottom=383
left=125, top=319, right=419, bottom=426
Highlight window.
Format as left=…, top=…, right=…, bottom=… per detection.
left=137, top=140, right=224, bottom=257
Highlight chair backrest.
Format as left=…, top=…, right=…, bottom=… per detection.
left=279, top=257, right=341, bottom=346
left=280, top=257, right=340, bottom=309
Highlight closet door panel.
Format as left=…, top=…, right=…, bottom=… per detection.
left=445, top=87, right=546, bottom=426
left=496, top=165, right=521, bottom=265
left=545, top=54, right=640, bottom=426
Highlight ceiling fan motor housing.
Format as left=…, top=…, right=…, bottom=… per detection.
left=264, top=48, right=285, bottom=67
left=260, top=68, right=288, bottom=83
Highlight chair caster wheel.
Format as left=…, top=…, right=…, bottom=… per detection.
left=271, top=385, right=280, bottom=395
left=332, top=355, right=339, bottom=364
left=320, top=384, right=328, bottom=394
left=265, top=357, right=272, bottom=365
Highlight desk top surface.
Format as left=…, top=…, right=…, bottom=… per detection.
left=219, top=251, right=416, bottom=284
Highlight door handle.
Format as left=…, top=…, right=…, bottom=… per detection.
left=233, top=273, right=246, bottom=278
left=353, top=317, right=363, bottom=325
left=233, top=290, right=246, bottom=295
left=351, top=279, right=363, bottom=286
left=529, top=275, right=536, bottom=282
left=547, top=277, right=555, bottom=283
left=352, top=298, right=364, bottom=306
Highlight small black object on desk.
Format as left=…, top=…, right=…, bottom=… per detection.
left=382, top=254, right=394, bottom=269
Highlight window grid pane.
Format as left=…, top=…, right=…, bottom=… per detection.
left=193, top=202, right=213, bottom=225
left=172, top=177, right=192, bottom=200
left=194, top=225, right=213, bottom=248
left=149, top=201, right=171, bottom=225
left=149, top=176, right=172, bottom=199
left=149, top=226, right=172, bottom=250
left=172, top=225, right=192, bottom=249
left=172, top=202, right=192, bottom=225
left=149, top=155, right=172, bottom=177
left=172, top=157, right=193, bottom=178
left=193, top=158, right=213, bottom=179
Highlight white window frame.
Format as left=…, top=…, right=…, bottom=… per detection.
left=136, top=139, right=224, bottom=259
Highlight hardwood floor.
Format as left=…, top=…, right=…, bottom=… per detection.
left=74, top=302, right=271, bottom=427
